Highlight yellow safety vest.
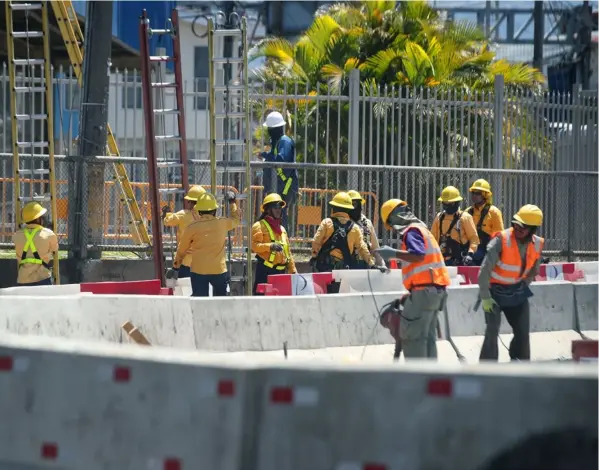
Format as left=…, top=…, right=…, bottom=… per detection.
left=261, top=219, right=290, bottom=270
left=19, top=227, right=50, bottom=269
left=273, top=144, right=293, bottom=196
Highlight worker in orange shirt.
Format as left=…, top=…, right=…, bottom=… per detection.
left=431, top=186, right=479, bottom=266
left=478, top=205, right=544, bottom=362
left=251, top=193, right=297, bottom=295
left=466, top=179, right=504, bottom=265
left=13, top=202, right=58, bottom=286
left=374, top=199, right=450, bottom=360
left=161, top=185, right=205, bottom=278
left=171, top=191, right=240, bottom=297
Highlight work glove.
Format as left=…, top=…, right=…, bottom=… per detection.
left=373, top=245, right=397, bottom=260
left=371, top=265, right=389, bottom=273
left=226, top=191, right=236, bottom=203
left=462, top=253, right=474, bottom=266
left=481, top=298, right=498, bottom=313
left=165, top=267, right=179, bottom=281
left=161, top=205, right=169, bottom=218
left=270, top=243, right=283, bottom=252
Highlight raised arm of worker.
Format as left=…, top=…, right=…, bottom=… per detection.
left=163, top=208, right=185, bottom=227
left=311, top=218, right=333, bottom=257
left=477, top=236, right=501, bottom=300
left=173, top=223, right=195, bottom=269
left=350, top=226, right=375, bottom=267
left=225, top=193, right=242, bottom=231
left=367, top=218, right=385, bottom=267
left=430, top=215, right=441, bottom=243
left=274, top=137, right=295, bottom=164
left=462, top=213, right=480, bottom=253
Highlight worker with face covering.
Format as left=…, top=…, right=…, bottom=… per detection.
left=465, top=179, right=504, bottom=265
left=431, top=186, right=479, bottom=266
left=478, top=205, right=544, bottom=362
left=251, top=193, right=297, bottom=295
left=13, top=202, right=58, bottom=286
left=374, top=199, right=450, bottom=360
left=161, top=185, right=206, bottom=278
left=257, top=111, right=298, bottom=230
left=348, top=190, right=385, bottom=269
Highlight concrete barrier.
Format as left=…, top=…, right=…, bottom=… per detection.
left=0, top=333, right=596, bottom=470
left=0, top=283, right=81, bottom=296
left=574, top=282, right=599, bottom=332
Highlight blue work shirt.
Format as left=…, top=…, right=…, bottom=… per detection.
left=261, top=135, right=298, bottom=197
left=403, top=229, right=426, bottom=255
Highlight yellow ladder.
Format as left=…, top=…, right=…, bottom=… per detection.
left=51, top=0, right=151, bottom=246
left=6, top=1, right=59, bottom=283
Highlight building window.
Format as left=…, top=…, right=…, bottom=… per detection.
left=194, top=46, right=208, bottom=110
left=121, top=74, right=142, bottom=109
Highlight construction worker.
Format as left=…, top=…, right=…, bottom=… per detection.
left=312, top=192, right=381, bottom=292
left=161, top=185, right=206, bottom=278
left=431, top=186, right=479, bottom=266
left=374, top=199, right=450, bottom=360
left=13, top=202, right=58, bottom=286
left=171, top=191, right=240, bottom=297
left=478, top=205, right=544, bottom=362
left=347, top=190, right=385, bottom=268
left=466, top=179, right=504, bottom=265
left=257, top=111, right=298, bottom=230
left=251, top=193, right=297, bottom=295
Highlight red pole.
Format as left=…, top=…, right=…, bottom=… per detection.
left=139, top=10, right=166, bottom=286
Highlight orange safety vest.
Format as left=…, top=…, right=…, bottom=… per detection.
left=400, top=224, right=451, bottom=291
left=490, top=228, right=544, bottom=285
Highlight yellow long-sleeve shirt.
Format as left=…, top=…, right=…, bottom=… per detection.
left=312, top=212, right=374, bottom=266
left=13, top=223, right=58, bottom=284
left=163, top=208, right=201, bottom=267
left=251, top=219, right=297, bottom=273
left=173, top=203, right=240, bottom=275
left=466, top=204, right=504, bottom=240
left=431, top=211, right=479, bottom=254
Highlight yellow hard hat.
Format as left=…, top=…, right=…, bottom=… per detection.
left=469, top=179, right=492, bottom=194
left=194, top=192, right=219, bottom=212
left=380, top=199, right=408, bottom=227
left=184, top=185, right=206, bottom=201
left=22, top=202, right=47, bottom=223
left=513, top=204, right=543, bottom=227
left=329, top=192, right=355, bottom=210
left=261, top=193, right=286, bottom=212
left=347, top=190, right=366, bottom=204
left=438, top=186, right=463, bottom=203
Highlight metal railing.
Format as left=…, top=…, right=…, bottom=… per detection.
left=0, top=155, right=596, bottom=259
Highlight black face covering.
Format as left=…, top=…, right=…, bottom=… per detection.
left=349, top=202, right=362, bottom=222
left=442, top=202, right=460, bottom=215
left=268, top=126, right=284, bottom=142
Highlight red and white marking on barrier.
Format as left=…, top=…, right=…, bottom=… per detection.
left=97, top=364, right=132, bottom=383
left=427, top=377, right=482, bottom=398
left=269, top=386, right=319, bottom=406
left=148, top=457, right=182, bottom=470
left=336, top=463, right=387, bottom=470
left=0, top=355, right=30, bottom=372
left=198, top=379, right=236, bottom=398
left=40, top=442, right=59, bottom=460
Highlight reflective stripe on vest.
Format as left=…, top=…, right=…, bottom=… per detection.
left=400, top=224, right=451, bottom=290
left=490, top=228, right=544, bottom=285
left=19, top=226, right=46, bottom=267
left=274, top=144, right=293, bottom=196
left=261, top=219, right=290, bottom=270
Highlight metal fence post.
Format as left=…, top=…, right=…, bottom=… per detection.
left=348, top=68, right=360, bottom=165
left=493, top=74, right=505, bottom=206
left=572, top=83, right=582, bottom=172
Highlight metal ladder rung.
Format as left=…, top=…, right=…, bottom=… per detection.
left=230, top=193, right=248, bottom=200
left=155, top=135, right=181, bottom=142
left=13, top=58, right=45, bottom=66
left=17, top=141, right=48, bottom=148
left=215, top=139, right=245, bottom=146
left=157, top=161, right=183, bottom=168
left=230, top=276, right=246, bottom=282
left=152, top=82, right=176, bottom=88
left=18, top=195, right=51, bottom=202
left=150, top=56, right=173, bottom=62
left=159, top=188, right=185, bottom=194
left=149, top=29, right=172, bottom=35
left=214, top=85, right=245, bottom=92
left=12, top=31, right=44, bottom=39
left=154, top=108, right=179, bottom=115
left=9, top=3, right=43, bottom=10
left=18, top=168, right=50, bottom=175
left=16, top=114, right=47, bottom=120
left=216, top=167, right=249, bottom=173
left=212, top=29, right=242, bottom=37
left=14, top=86, right=45, bottom=92
left=212, top=57, right=244, bottom=64
left=214, top=112, right=246, bottom=119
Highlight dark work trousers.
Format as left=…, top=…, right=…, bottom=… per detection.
left=479, top=300, right=531, bottom=361
left=281, top=191, right=297, bottom=232
left=17, top=277, right=52, bottom=287
left=190, top=272, right=229, bottom=297
left=253, top=259, right=282, bottom=295
left=178, top=265, right=191, bottom=279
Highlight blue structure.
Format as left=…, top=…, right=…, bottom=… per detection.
left=55, top=1, right=176, bottom=140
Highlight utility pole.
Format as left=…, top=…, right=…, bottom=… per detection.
left=71, top=0, right=113, bottom=279
left=533, top=1, right=544, bottom=70
left=578, top=1, right=592, bottom=89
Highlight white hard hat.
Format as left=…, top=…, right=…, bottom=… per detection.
left=263, top=111, right=286, bottom=128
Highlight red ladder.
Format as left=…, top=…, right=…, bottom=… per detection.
left=139, top=8, right=189, bottom=285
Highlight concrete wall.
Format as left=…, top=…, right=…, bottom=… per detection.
left=0, top=282, right=595, bottom=355
left=0, top=333, right=596, bottom=470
